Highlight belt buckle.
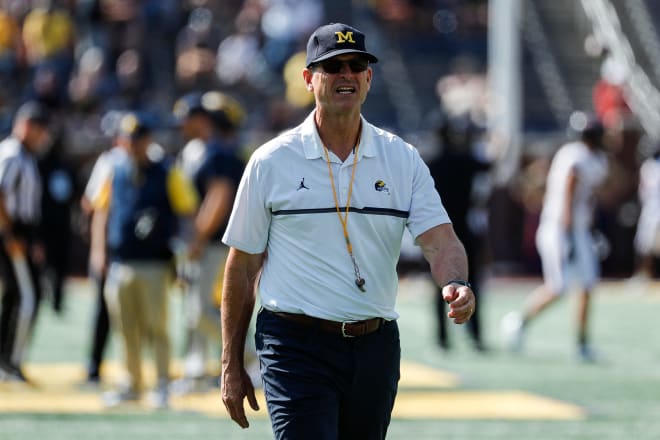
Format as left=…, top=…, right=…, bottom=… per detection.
left=341, top=321, right=357, bottom=338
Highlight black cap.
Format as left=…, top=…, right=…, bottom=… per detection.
left=568, top=111, right=604, bottom=141
left=172, top=91, right=245, bottom=130
left=306, top=23, right=378, bottom=67
left=15, top=101, right=50, bottom=125
left=172, top=92, right=205, bottom=125
left=117, top=112, right=153, bottom=140
left=583, top=118, right=604, bottom=138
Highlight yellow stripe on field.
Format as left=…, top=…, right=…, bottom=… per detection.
left=398, top=361, right=460, bottom=388
left=21, top=360, right=459, bottom=391
left=0, top=361, right=583, bottom=420
left=393, top=391, right=586, bottom=420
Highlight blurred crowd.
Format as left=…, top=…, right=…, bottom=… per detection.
left=0, top=0, right=318, bottom=154
left=0, top=0, right=490, bottom=274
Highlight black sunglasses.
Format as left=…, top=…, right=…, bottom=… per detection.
left=313, top=58, right=370, bottom=74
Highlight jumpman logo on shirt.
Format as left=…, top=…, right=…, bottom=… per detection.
left=297, top=178, right=310, bottom=190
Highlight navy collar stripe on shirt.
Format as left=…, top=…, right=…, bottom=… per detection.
left=271, top=206, right=409, bottom=218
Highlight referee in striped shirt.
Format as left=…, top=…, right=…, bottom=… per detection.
left=0, top=101, right=51, bottom=382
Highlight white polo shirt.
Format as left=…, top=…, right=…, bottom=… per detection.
left=84, top=146, right=127, bottom=203
left=635, top=155, right=660, bottom=254
left=223, top=111, right=450, bottom=321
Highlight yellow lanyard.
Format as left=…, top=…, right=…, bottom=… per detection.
left=322, top=132, right=366, bottom=292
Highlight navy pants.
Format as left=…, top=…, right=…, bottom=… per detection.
left=87, top=270, right=109, bottom=380
left=256, top=308, right=400, bottom=440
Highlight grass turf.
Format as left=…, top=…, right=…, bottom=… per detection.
left=0, top=277, right=659, bottom=439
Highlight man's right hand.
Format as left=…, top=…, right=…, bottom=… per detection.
left=221, top=365, right=260, bottom=428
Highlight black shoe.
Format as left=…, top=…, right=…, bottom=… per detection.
left=0, top=360, right=10, bottom=381
left=87, top=364, right=101, bottom=382
left=86, top=373, right=101, bottom=384
left=0, top=360, right=28, bottom=383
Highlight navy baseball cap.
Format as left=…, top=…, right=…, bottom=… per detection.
left=583, top=116, right=604, bottom=136
left=306, top=23, right=378, bottom=67
left=15, top=100, right=50, bottom=125
left=117, top=112, right=153, bottom=140
left=172, top=92, right=205, bottom=125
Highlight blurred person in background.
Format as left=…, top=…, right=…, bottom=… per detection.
left=509, top=150, right=553, bottom=275
left=21, top=0, right=75, bottom=108
left=174, top=6, right=221, bottom=92
left=502, top=112, right=608, bottom=362
left=37, top=122, right=78, bottom=314
left=79, top=110, right=126, bottom=385
left=67, top=46, right=111, bottom=115
left=631, top=149, right=660, bottom=281
left=0, top=6, right=26, bottom=100
left=427, top=113, right=491, bottom=352
left=220, top=23, right=475, bottom=437
left=89, top=112, right=197, bottom=408
left=596, top=116, right=643, bottom=277
left=0, top=91, right=13, bottom=135
left=214, top=8, right=263, bottom=90
left=170, top=90, right=250, bottom=394
left=592, top=52, right=631, bottom=130
left=0, top=100, right=51, bottom=382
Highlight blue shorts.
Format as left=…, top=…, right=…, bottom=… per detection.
left=256, top=308, right=401, bottom=440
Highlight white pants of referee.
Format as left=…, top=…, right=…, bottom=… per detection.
left=0, top=245, right=40, bottom=370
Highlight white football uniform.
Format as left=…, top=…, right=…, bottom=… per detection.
left=535, top=141, right=608, bottom=293
left=634, top=155, right=660, bottom=256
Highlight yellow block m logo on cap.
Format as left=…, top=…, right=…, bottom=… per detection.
left=335, top=31, right=356, bottom=44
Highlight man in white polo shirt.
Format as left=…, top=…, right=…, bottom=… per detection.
left=220, top=23, right=475, bottom=439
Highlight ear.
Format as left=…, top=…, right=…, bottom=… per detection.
left=302, top=68, right=314, bottom=92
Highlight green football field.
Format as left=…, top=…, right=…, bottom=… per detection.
left=1, top=276, right=659, bottom=439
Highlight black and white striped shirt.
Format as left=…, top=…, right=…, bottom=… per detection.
left=0, top=136, right=42, bottom=227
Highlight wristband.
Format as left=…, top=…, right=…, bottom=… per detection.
left=446, top=279, right=472, bottom=289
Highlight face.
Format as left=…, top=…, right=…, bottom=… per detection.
left=25, top=121, right=52, bottom=154
left=180, top=116, right=196, bottom=140
left=304, top=54, right=372, bottom=115
left=124, top=134, right=152, bottom=163
left=180, top=113, right=204, bottom=140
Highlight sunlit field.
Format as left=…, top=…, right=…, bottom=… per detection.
left=1, top=276, right=659, bottom=439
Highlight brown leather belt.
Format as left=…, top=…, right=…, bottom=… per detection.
left=270, top=311, right=384, bottom=338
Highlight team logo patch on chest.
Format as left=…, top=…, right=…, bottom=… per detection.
left=374, top=180, right=390, bottom=195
